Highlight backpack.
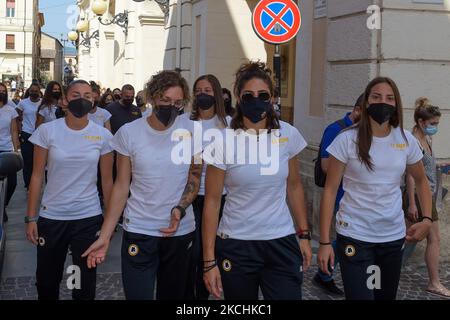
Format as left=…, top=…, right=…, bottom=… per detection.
left=314, top=119, right=348, bottom=187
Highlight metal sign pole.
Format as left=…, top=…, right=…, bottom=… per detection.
left=274, top=44, right=281, bottom=108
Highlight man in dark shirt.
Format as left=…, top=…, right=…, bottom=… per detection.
left=105, top=84, right=142, bottom=135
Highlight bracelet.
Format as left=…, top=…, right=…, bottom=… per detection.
left=171, top=205, right=186, bottom=220
left=203, top=259, right=216, bottom=263
left=421, top=216, right=433, bottom=223
left=203, top=261, right=218, bottom=273
left=319, top=241, right=332, bottom=246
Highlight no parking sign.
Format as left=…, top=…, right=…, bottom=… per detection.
left=252, top=0, right=302, bottom=45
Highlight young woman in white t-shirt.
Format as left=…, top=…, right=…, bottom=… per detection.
left=36, top=81, right=64, bottom=127
left=202, top=61, right=312, bottom=300
left=0, top=82, right=20, bottom=222
left=26, top=80, right=114, bottom=300
left=317, top=77, right=433, bottom=300
left=83, top=70, right=202, bottom=300
left=188, top=74, right=230, bottom=300
left=16, top=83, right=42, bottom=189
left=88, top=82, right=112, bottom=131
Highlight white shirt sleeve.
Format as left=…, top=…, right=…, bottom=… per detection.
left=29, top=124, right=50, bottom=149
left=202, top=139, right=226, bottom=171
left=16, top=101, right=24, bottom=111
left=406, top=132, right=423, bottom=165
left=326, top=131, right=349, bottom=164
left=104, top=109, right=112, bottom=123
left=101, top=131, right=114, bottom=155
left=11, top=108, right=18, bottom=120
left=287, top=126, right=307, bottom=159
left=110, top=126, right=131, bottom=157
left=38, top=108, right=46, bottom=118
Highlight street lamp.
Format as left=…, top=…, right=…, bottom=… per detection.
left=92, top=0, right=129, bottom=36
left=68, top=30, right=99, bottom=49
left=132, top=0, right=169, bottom=18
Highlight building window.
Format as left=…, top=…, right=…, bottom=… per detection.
left=6, top=0, right=15, bottom=17
left=6, top=34, right=15, bottom=50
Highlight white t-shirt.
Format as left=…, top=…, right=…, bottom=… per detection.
left=111, top=116, right=201, bottom=237
left=29, top=119, right=113, bottom=220
left=181, top=113, right=231, bottom=195
left=327, top=127, right=423, bottom=243
left=38, top=105, right=58, bottom=123
left=6, top=100, right=17, bottom=109
left=203, top=121, right=307, bottom=240
left=0, top=105, right=18, bottom=151
left=17, top=98, right=41, bottom=134
left=88, top=107, right=112, bottom=127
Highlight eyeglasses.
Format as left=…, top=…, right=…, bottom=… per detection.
left=241, top=91, right=271, bottom=103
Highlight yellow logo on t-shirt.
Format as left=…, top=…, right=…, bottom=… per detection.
left=173, top=132, right=192, bottom=139
left=391, top=143, right=406, bottom=150
left=84, top=135, right=102, bottom=141
left=272, top=137, right=289, bottom=145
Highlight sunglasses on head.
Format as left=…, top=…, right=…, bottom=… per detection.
left=241, top=92, right=271, bottom=103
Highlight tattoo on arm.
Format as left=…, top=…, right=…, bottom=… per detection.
left=178, top=163, right=202, bottom=208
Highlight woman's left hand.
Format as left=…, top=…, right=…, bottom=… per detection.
left=406, top=220, right=432, bottom=242
left=159, top=208, right=182, bottom=237
left=299, top=239, right=312, bottom=272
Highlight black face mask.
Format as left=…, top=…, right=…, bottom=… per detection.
left=367, top=103, right=396, bottom=125
left=154, top=105, right=180, bottom=127
left=55, top=106, right=66, bottom=119
left=68, top=98, right=93, bottom=118
left=93, top=100, right=99, bottom=108
left=239, top=97, right=271, bottom=123
left=114, top=94, right=121, bottom=100
left=0, top=93, right=7, bottom=104
left=29, top=93, right=40, bottom=100
left=122, top=98, right=134, bottom=107
left=196, top=93, right=216, bottom=110
left=51, top=91, right=62, bottom=100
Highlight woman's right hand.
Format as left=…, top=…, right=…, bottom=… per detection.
left=203, top=266, right=223, bottom=299
left=26, top=222, right=38, bottom=245
left=407, top=204, right=419, bottom=222
left=317, top=244, right=335, bottom=276
left=81, top=237, right=111, bottom=269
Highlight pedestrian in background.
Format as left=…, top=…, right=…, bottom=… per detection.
left=16, top=83, right=42, bottom=189
left=187, top=74, right=230, bottom=300
left=403, top=98, right=450, bottom=298
left=0, top=82, right=20, bottom=222
left=312, top=94, right=363, bottom=296
left=36, top=81, right=64, bottom=127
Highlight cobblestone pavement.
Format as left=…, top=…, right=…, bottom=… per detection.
left=1, top=264, right=449, bottom=300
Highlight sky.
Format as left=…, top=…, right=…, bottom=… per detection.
left=39, top=0, right=77, bottom=48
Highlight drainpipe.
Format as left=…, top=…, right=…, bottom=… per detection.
left=175, top=0, right=182, bottom=69
left=23, top=0, right=27, bottom=82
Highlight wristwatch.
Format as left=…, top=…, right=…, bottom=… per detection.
left=24, top=215, right=39, bottom=223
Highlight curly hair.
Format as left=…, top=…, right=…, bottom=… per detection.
left=231, top=61, right=279, bottom=131
left=413, top=97, right=441, bottom=126
left=145, top=70, right=190, bottom=105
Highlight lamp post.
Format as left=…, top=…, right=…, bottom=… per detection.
left=131, top=0, right=169, bottom=18
left=92, top=0, right=129, bottom=35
